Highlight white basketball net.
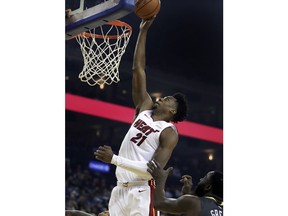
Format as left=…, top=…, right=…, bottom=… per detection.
left=75, top=21, right=132, bottom=86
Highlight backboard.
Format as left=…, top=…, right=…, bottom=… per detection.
left=65, top=0, right=135, bottom=39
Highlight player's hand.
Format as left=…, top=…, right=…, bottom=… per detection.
left=140, top=16, right=156, bottom=30
left=65, top=210, right=72, bottom=216
left=98, top=210, right=109, bottom=216
left=147, top=159, right=173, bottom=183
left=180, top=175, right=193, bottom=195
left=94, top=145, right=114, bottom=164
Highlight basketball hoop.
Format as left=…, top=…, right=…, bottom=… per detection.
left=68, top=20, right=132, bottom=86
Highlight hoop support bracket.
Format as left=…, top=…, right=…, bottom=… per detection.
left=65, top=0, right=134, bottom=40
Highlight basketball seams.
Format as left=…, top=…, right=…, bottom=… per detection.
left=134, top=0, right=160, bottom=19
left=135, top=0, right=155, bottom=13
left=135, top=0, right=153, bottom=12
left=141, top=1, right=160, bottom=19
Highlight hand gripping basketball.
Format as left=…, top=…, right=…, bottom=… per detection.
left=139, top=16, right=156, bottom=30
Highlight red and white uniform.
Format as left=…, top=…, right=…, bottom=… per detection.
left=109, top=110, right=176, bottom=216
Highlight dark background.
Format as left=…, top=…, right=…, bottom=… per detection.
left=65, top=0, right=223, bottom=214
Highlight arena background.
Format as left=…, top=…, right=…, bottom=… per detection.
left=1, top=0, right=288, bottom=216
left=65, top=0, right=223, bottom=215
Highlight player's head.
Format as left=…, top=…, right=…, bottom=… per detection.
left=171, top=93, right=188, bottom=123
left=152, top=92, right=188, bottom=123
left=194, top=171, right=223, bottom=199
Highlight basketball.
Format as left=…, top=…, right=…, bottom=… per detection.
left=134, top=0, right=161, bottom=20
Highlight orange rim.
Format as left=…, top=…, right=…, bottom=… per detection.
left=67, top=20, right=132, bottom=40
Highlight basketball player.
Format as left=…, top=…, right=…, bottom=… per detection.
left=94, top=17, right=188, bottom=216
left=147, top=160, right=223, bottom=216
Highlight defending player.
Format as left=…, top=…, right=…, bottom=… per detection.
left=147, top=160, right=223, bottom=216
left=94, top=17, right=188, bottom=216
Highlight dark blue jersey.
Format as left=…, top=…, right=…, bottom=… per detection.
left=200, top=196, right=223, bottom=216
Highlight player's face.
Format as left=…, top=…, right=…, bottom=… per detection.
left=153, top=96, right=177, bottom=111
left=194, top=171, right=214, bottom=197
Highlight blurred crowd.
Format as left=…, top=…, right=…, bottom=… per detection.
left=66, top=159, right=112, bottom=215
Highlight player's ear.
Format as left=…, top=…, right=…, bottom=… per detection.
left=169, top=109, right=176, bottom=115
left=205, top=184, right=212, bottom=192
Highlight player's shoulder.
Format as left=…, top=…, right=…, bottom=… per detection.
left=159, top=125, right=179, bottom=145
left=178, top=195, right=201, bottom=211
left=161, top=124, right=178, bottom=136
left=182, top=194, right=201, bottom=202
left=159, top=126, right=179, bottom=149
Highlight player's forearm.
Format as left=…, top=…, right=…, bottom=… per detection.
left=111, top=154, right=152, bottom=178
left=65, top=210, right=93, bottom=216
left=181, top=186, right=192, bottom=195
left=132, top=29, right=148, bottom=71
left=153, top=177, right=170, bottom=209
left=154, top=182, right=186, bottom=213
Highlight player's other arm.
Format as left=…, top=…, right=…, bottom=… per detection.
left=154, top=194, right=199, bottom=215
left=94, top=127, right=178, bottom=178
left=152, top=127, right=179, bottom=169
left=65, top=210, right=93, bottom=216
left=94, top=145, right=152, bottom=178
left=147, top=160, right=200, bottom=215
left=111, top=126, right=178, bottom=175
left=180, top=175, right=193, bottom=195
left=132, top=18, right=156, bottom=113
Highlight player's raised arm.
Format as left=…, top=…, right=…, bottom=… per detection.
left=147, top=160, right=201, bottom=215
left=132, top=18, right=156, bottom=113
left=180, top=175, right=193, bottom=195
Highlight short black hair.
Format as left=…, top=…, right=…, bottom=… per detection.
left=172, top=92, right=189, bottom=123
left=211, top=171, right=223, bottom=199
